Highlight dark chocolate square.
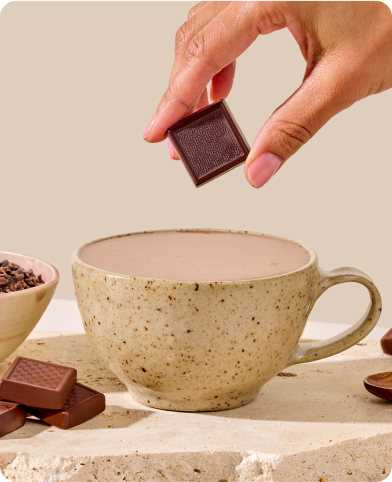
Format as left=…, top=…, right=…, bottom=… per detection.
left=0, top=357, right=77, bottom=409
left=0, top=401, right=27, bottom=437
left=167, top=100, right=250, bottom=187
left=27, top=382, right=106, bottom=429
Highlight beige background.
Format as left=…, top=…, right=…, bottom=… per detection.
left=0, top=2, right=390, bottom=328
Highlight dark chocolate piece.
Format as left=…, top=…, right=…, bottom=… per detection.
left=27, top=382, right=105, bottom=429
left=167, top=100, right=250, bottom=187
left=381, top=328, right=392, bottom=355
left=0, top=357, right=77, bottom=409
left=0, top=401, right=27, bottom=437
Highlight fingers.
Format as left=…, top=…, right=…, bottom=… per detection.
left=210, top=61, right=236, bottom=102
left=187, top=1, right=208, bottom=20
left=165, top=4, right=225, bottom=161
left=196, top=87, right=209, bottom=110
left=146, top=0, right=392, bottom=186
left=166, top=85, right=210, bottom=160
left=169, top=2, right=230, bottom=89
left=244, top=56, right=358, bottom=188
left=144, top=2, right=271, bottom=143
left=163, top=2, right=226, bottom=161
left=167, top=138, right=179, bottom=160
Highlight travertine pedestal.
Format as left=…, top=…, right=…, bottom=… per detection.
left=0, top=331, right=391, bottom=482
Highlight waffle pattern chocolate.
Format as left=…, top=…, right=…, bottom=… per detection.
left=0, top=357, right=77, bottom=409
left=9, top=358, right=68, bottom=390
left=63, top=383, right=96, bottom=410
left=168, top=100, right=250, bottom=187
left=0, top=401, right=17, bottom=414
left=28, top=382, right=106, bottom=429
left=176, top=109, right=244, bottom=178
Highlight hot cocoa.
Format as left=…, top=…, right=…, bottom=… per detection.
left=79, top=230, right=311, bottom=281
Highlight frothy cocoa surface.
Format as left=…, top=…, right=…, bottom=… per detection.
left=79, top=231, right=311, bottom=282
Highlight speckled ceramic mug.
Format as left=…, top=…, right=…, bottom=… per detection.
left=72, top=229, right=382, bottom=412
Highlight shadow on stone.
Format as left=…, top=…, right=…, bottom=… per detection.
left=3, top=406, right=152, bottom=438
left=200, top=356, right=392, bottom=423
left=70, top=405, right=152, bottom=430
left=20, top=405, right=154, bottom=432
left=1, top=417, right=48, bottom=440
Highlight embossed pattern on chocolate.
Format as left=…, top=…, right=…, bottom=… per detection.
left=176, top=109, right=244, bottom=178
left=27, top=382, right=106, bottom=429
left=0, top=357, right=77, bottom=409
left=168, top=100, right=250, bottom=187
left=0, top=401, right=18, bottom=414
left=63, top=383, right=95, bottom=410
left=9, top=358, right=68, bottom=390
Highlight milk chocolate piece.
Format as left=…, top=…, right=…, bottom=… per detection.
left=27, top=382, right=105, bottom=429
left=0, top=357, right=77, bottom=409
left=0, top=401, right=27, bottom=437
left=381, top=328, right=392, bottom=355
left=167, top=100, right=250, bottom=187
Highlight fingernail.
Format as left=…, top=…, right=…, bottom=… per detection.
left=143, top=115, right=156, bottom=140
left=246, top=153, right=282, bottom=188
left=167, top=138, right=175, bottom=159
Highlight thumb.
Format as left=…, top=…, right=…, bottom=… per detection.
left=244, top=58, right=355, bottom=188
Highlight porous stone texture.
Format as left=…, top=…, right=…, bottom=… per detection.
left=0, top=332, right=391, bottom=481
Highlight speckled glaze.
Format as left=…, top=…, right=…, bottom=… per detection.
left=0, top=251, right=59, bottom=362
left=72, top=229, right=382, bottom=412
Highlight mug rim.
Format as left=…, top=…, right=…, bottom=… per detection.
left=72, top=228, right=317, bottom=284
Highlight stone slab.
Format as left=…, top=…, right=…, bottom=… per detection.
left=0, top=331, right=391, bottom=482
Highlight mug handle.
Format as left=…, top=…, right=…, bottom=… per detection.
left=287, top=267, right=382, bottom=367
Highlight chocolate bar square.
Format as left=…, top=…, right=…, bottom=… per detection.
left=0, top=357, right=77, bottom=409
left=167, top=100, right=250, bottom=187
left=0, top=401, right=27, bottom=437
left=27, top=382, right=105, bottom=429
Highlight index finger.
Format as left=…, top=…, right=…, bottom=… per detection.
left=145, top=2, right=262, bottom=143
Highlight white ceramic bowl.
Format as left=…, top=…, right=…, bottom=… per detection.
left=0, top=251, right=59, bottom=362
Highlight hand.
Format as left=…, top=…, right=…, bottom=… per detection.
left=143, top=1, right=392, bottom=188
